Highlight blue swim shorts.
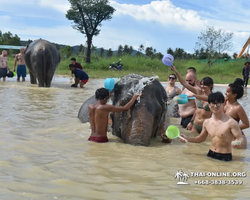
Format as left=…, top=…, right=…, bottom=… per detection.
left=17, top=65, right=26, bottom=78
left=0, top=68, right=7, bottom=78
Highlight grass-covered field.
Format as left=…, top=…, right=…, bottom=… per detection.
left=6, top=54, right=248, bottom=84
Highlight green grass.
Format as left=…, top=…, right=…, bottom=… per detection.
left=6, top=55, right=247, bottom=84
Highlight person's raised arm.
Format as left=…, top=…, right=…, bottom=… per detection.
left=170, top=65, right=200, bottom=94
left=193, top=94, right=208, bottom=101
left=237, top=106, right=249, bottom=130
left=104, top=94, right=140, bottom=112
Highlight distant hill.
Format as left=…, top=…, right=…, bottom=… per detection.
left=20, top=40, right=142, bottom=56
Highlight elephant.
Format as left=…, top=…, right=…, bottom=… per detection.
left=78, top=95, right=97, bottom=123
left=24, top=39, right=60, bottom=87
left=110, top=74, right=169, bottom=146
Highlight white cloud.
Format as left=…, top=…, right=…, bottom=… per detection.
left=110, top=0, right=207, bottom=30
left=39, top=0, right=70, bottom=13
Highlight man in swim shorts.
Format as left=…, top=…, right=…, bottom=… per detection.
left=14, top=48, right=26, bottom=82
left=88, top=88, right=140, bottom=143
left=69, top=64, right=89, bottom=88
left=178, top=92, right=243, bottom=161
left=178, top=72, right=200, bottom=129
left=0, top=50, right=9, bottom=81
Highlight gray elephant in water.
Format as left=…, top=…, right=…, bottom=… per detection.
left=24, top=39, right=60, bottom=87
left=78, top=74, right=169, bottom=146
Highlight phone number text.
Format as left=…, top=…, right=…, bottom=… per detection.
left=194, top=180, right=243, bottom=185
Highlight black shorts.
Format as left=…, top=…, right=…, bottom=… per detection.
left=207, top=149, right=232, bottom=161
left=181, top=115, right=193, bottom=128
left=0, top=68, right=7, bottom=78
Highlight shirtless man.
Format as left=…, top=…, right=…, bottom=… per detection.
left=178, top=92, right=243, bottom=161
left=177, top=72, right=199, bottom=129
left=13, top=48, right=26, bottom=82
left=88, top=88, right=140, bottom=143
left=0, top=50, right=9, bottom=81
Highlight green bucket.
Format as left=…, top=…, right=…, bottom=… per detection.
left=165, top=125, right=180, bottom=139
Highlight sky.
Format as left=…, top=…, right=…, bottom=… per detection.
left=0, top=0, right=250, bottom=56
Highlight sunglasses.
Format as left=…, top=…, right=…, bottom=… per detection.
left=169, top=77, right=176, bottom=80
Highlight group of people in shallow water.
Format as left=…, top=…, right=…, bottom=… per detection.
left=87, top=63, right=249, bottom=162
left=163, top=65, right=249, bottom=162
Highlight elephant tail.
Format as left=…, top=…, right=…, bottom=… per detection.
left=43, top=48, right=46, bottom=87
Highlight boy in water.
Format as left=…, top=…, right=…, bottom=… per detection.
left=69, top=64, right=89, bottom=88
left=178, top=92, right=243, bottom=161
left=88, top=88, right=140, bottom=143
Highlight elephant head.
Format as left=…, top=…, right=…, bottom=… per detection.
left=111, top=74, right=168, bottom=146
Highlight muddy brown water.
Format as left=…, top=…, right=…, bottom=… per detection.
left=1, top=76, right=250, bottom=200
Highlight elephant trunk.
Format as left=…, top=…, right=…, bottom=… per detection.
left=125, top=115, right=154, bottom=146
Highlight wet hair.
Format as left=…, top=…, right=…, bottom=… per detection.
left=208, top=92, right=225, bottom=104
left=169, top=73, right=177, bottom=80
left=69, top=64, right=75, bottom=69
left=187, top=67, right=196, bottom=73
left=228, top=78, right=244, bottom=99
left=95, top=88, right=110, bottom=100
left=200, top=77, right=214, bottom=91
left=71, top=58, right=76, bottom=61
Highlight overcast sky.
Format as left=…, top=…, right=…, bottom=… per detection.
left=0, top=0, right=249, bottom=56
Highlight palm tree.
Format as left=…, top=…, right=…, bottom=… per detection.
left=174, top=170, right=183, bottom=181
left=138, top=44, right=144, bottom=53
left=183, top=173, right=189, bottom=182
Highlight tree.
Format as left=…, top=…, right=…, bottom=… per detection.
left=100, top=47, right=104, bottom=57
left=145, top=47, right=154, bottom=58
left=128, top=46, right=134, bottom=55
left=117, top=45, right=123, bottom=57
left=107, top=48, right=113, bottom=57
left=138, top=44, right=144, bottom=53
left=195, top=26, right=233, bottom=66
left=59, top=45, right=73, bottom=59
left=123, top=44, right=130, bottom=55
left=66, top=0, right=115, bottom=63
left=167, top=48, right=174, bottom=55
left=0, top=30, right=21, bottom=45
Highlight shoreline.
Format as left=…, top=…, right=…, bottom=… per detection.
left=54, top=75, right=250, bottom=88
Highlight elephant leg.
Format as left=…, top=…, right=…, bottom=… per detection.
left=45, top=73, right=53, bottom=87
left=38, top=77, right=45, bottom=87
left=30, top=73, right=37, bottom=84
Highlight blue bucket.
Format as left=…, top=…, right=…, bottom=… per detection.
left=104, top=78, right=115, bottom=92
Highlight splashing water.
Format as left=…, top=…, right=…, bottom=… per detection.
left=116, top=74, right=159, bottom=103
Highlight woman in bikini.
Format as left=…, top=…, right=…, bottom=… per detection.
left=171, top=66, right=214, bottom=134
left=224, top=78, right=249, bottom=149
left=165, top=73, right=182, bottom=117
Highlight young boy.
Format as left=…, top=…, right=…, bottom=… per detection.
left=178, top=92, right=243, bottom=161
left=88, top=88, right=140, bottom=143
left=69, top=64, right=89, bottom=88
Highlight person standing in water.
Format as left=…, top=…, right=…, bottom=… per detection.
left=224, top=78, right=249, bottom=149
left=242, top=62, right=249, bottom=87
left=178, top=92, right=243, bottom=162
left=88, top=88, right=140, bottom=143
left=165, top=73, right=181, bottom=117
left=13, top=48, right=26, bottom=82
left=0, top=50, right=9, bottom=81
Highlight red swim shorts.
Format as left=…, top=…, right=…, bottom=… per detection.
left=81, top=79, right=89, bottom=84
left=88, top=136, right=109, bottom=143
